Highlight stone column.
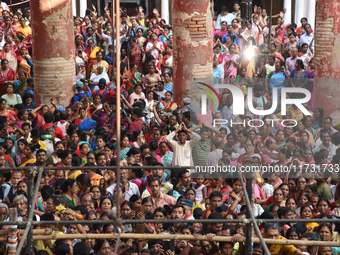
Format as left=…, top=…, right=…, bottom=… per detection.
left=283, top=0, right=292, bottom=24
left=31, top=0, right=76, bottom=107
left=161, top=0, right=170, bottom=24
left=172, top=0, right=213, bottom=105
left=307, top=0, right=316, bottom=29
left=295, top=0, right=306, bottom=24
left=314, top=0, right=340, bottom=123
left=80, top=0, right=87, bottom=17
left=72, top=0, right=76, bottom=16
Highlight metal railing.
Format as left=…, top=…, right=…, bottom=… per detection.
left=2, top=164, right=340, bottom=255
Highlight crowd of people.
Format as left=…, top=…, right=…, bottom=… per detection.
left=0, top=0, right=338, bottom=254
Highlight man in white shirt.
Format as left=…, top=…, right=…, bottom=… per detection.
left=107, top=169, right=140, bottom=200
left=166, top=122, right=201, bottom=167
left=221, top=95, right=236, bottom=128
left=207, top=137, right=224, bottom=166
left=215, top=6, right=234, bottom=29
left=98, top=22, right=130, bottom=54
left=312, top=129, right=337, bottom=163
left=299, top=24, right=314, bottom=54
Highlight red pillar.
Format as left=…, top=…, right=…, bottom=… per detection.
left=172, top=0, right=213, bottom=105
left=31, top=0, right=76, bottom=107
left=314, top=0, right=340, bottom=122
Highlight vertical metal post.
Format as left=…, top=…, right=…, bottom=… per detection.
left=268, top=0, right=273, bottom=47
left=245, top=175, right=253, bottom=254
left=97, top=0, right=101, bottom=17
left=26, top=168, right=34, bottom=255
left=115, top=0, right=121, bottom=218
left=111, top=0, right=116, bottom=77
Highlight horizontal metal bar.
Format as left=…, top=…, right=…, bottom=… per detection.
left=2, top=165, right=338, bottom=172
left=0, top=165, right=193, bottom=172
left=2, top=218, right=340, bottom=226
left=8, top=233, right=340, bottom=247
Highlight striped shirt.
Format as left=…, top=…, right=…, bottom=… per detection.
left=192, top=138, right=213, bottom=166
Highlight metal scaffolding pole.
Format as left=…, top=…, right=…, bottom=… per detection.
left=245, top=174, right=253, bottom=254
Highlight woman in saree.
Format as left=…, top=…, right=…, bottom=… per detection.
left=274, top=17, right=291, bottom=51
left=236, top=67, right=251, bottom=87
left=223, top=44, right=240, bottom=83
left=1, top=84, right=22, bottom=109
left=123, top=63, right=142, bottom=96
left=232, top=19, right=241, bottom=35
left=264, top=44, right=283, bottom=64
left=93, top=102, right=112, bottom=129
left=14, top=71, right=27, bottom=93
left=114, top=135, right=131, bottom=160
left=136, top=28, right=146, bottom=48
left=145, top=32, right=164, bottom=61
left=85, top=39, right=101, bottom=79
left=290, top=59, right=308, bottom=89
left=213, top=57, right=224, bottom=109
left=240, top=19, right=262, bottom=50
left=312, top=108, right=324, bottom=130
left=0, top=59, right=16, bottom=95
left=17, top=46, right=33, bottom=78
left=12, top=15, right=20, bottom=30
left=75, top=34, right=85, bottom=51
left=163, top=73, right=173, bottom=93
left=60, top=179, right=80, bottom=209
left=241, top=44, right=259, bottom=78
left=17, top=17, right=31, bottom=39
left=90, top=51, right=109, bottom=77
left=74, top=107, right=96, bottom=134
left=213, top=57, right=223, bottom=85
left=75, top=44, right=88, bottom=78
left=20, top=144, right=36, bottom=167
left=128, top=37, right=144, bottom=73
left=299, top=43, right=313, bottom=71
left=162, top=45, right=173, bottom=75
left=282, top=33, right=301, bottom=59
left=143, top=64, right=161, bottom=93
left=275, top=130, right=287, bottom=151
left=13, top=35, right=25, bottom=56
left=4, top=35, right=14, bottom=51
left=306, top=60, right=315, bottom=111
left=0, top=43, right=17, bottom=71
left=267, top=62, right=289, bottom=101
left=161, top=91, right=178, bottom=116
left=215, top=21, right=228, bottom=38
left=0, top=16, right=18, bottom=37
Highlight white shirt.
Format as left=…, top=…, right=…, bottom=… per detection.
left=89, top=72, right=110, bottom=84
left=262, top=183, right=274, bottom=198
left=215, top=13, right=234, bottom=29
left=0, top=2, right=8, bottom=11
left=236, top=144, right=246, bottom=155
left=312, top=142, right=337, bottom=163
left=107, top=182, right=140, bottom=200
left=101, top=33, right=128, bottom=54
left=207, top=149, right=223, bottom=167
left=166, top=131, right=201, bottom=166
left=44, top=138, right=61, bottom=158
left=299, top=33, right=314, bottom=54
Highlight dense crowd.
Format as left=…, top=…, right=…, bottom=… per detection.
left=0, top=0, right=338, bottom=254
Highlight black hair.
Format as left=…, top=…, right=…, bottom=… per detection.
left=61, top=179, right=76, bottom=193
left=193, top=207, right=203, bottom=219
